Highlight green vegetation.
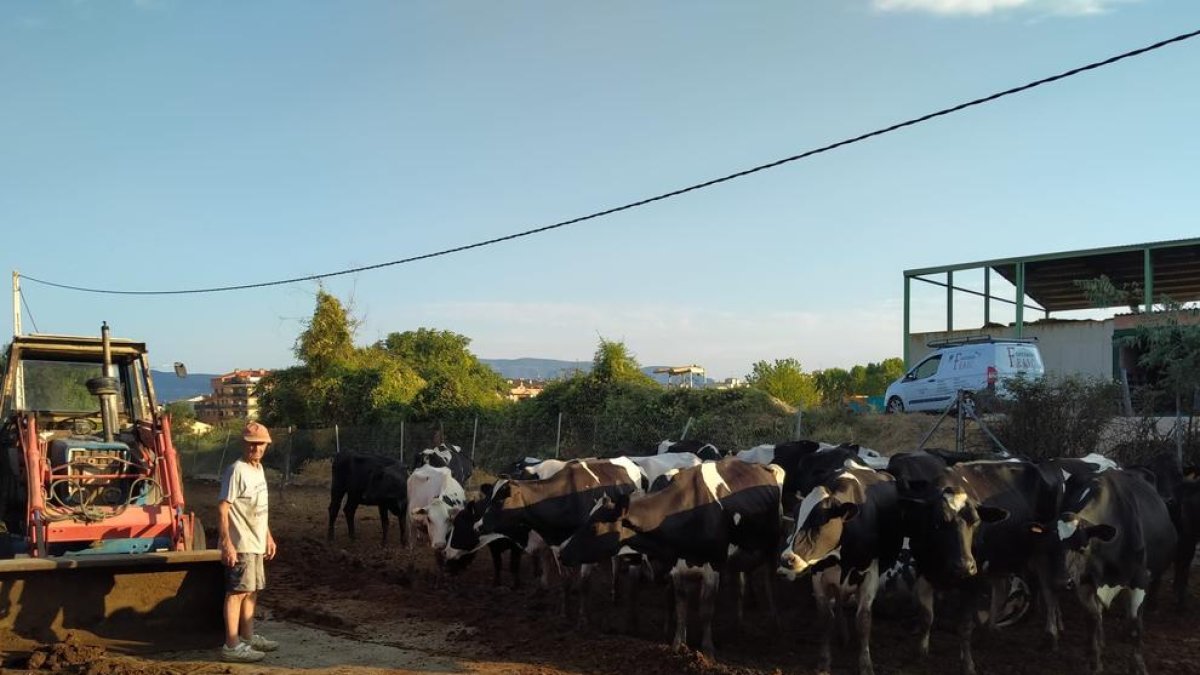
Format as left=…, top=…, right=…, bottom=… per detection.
left=745, top=357, right=904, bottom=408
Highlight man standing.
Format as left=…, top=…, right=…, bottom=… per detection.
left=218, top=421, right=280, bottom=663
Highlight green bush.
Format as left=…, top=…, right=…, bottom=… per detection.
left=992, top=375, right=1121, bottom=461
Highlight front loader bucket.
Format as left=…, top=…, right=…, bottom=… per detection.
left=0, top=551, right=224, bottom=655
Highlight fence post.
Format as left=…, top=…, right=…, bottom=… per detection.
left=792, top=409, right=804, bottom=441
left=471, top=415, right=479, bottom=461
left=681, top=416, right=694, bottom=440
left=555, top=412, right=563, bottom=459
left=399, top=419, right=405, bottom=464
left=335, top=423, right=340, bottom=455
left=216, top=429, right=232, bottom=476
left=284, top=426, right=293, bottom=488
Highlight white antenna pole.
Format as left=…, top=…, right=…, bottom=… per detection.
left=11, top=270, right=20, bottom=338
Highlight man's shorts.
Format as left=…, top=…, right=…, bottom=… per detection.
left=225, top=553, right=266, bottom=593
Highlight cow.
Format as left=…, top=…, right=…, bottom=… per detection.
left=738, top=440, right=878, bottom=511
left=779, top=467, right=902, bottom=675
left=1123, top=452, right=1200, bottom=610
left=658, top=439, right=723, bottom=462
left=407, top=464, right=467, bottom=551
left=327, top=452, right=408, bottom=546
left=1058, top=468, right=1176, bottom=675
left=476, top=458, right=645, bottom=626
left=627, top=452, right=702, bottom=489
left=443, top=483, right=546, bottom=589
left=557, top=458, right=785, bottom=660
left=411, top=443, right=473, bottom=486
left=899, top=459, right=1069, bottom=674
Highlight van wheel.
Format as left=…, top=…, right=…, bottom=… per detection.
left=886, top=397, right=905, bottom=414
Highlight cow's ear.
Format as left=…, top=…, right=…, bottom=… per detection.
left=834, top=501, right=860, bottom=522
left=977, top=506, right=1009, bottom=524
left=480, top=483, right=494, bottom=499
left=1084, top=524, right=1117, bottom=543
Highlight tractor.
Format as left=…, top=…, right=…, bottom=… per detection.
left=0, top=323, right=223, bottom=653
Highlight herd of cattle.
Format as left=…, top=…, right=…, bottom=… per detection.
left=325, top=439, right=1200, bottom=675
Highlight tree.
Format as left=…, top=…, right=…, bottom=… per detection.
left=745, top=359, right=820, bottom=409
left=591, top=338, right=655, bottom=386
left=295, top=290, right=356, bottom=375
left=1124, top=300, right=1200, bottom=460
left=814, top=367, right=855, bottom=406
left=379, top=328, right=506, bottom=416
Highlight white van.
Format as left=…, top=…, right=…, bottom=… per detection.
left=884, top=337, right=1045, bottom=413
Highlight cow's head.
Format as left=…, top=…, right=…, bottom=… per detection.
left=413, top=493, right=465, bottom=551
left=903, top=483, right=1008, bottom=580
left=557, top=494, right=629, bottom=567
left=778, top=486, right=858, bottom=580
left=446, top=485, right=497, bottom=561
left=478, top=479, right=523, bottom=535
left=1057, top=513, right=1116, bottom=550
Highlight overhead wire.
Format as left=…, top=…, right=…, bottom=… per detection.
left=20, top=26, right=1200, bottom=297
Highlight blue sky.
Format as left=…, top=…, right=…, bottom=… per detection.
left=2, top=0, right=1198, bottom=379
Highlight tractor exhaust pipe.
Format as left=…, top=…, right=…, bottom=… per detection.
left=87, top=322, right=120, bottom=443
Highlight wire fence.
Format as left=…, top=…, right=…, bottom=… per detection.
left=177, top=409, right=802, bottom=483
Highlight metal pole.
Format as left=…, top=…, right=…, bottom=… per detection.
left=335, top=423, right=340, bottom=454
left=1014, top=262, right=1025, bottom=339
left=903, top=274, right=911, bottom=368
left=1143, top=248, right=1154, bottom=313
left=555, top=412, right=563, bottom=459
left=947, top=271, right=954, bottom=332
left=471, top=415, right=478, bottom=460
left=11, top=270, right=20, bottom=338
left=681, top=416, right=694, bottom=440
left=399, top=419, right=405, bottom=464
left=983, top=268, right=991, bottom=326
left=284, top=426, right=293, bottom=488
left=955, top=391, right=966, bottom=453
left=792, top=409, right=804, bottom=441
left=217, top=429, right=232, bottom=474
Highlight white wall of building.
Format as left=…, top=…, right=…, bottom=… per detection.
left=908, top=319, right=1114, bottom=379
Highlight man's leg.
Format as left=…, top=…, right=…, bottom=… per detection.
left=239, top=591, right=258, bottom=643
left=224, top=593, right=246, bottom=648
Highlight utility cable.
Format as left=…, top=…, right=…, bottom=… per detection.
left=21, top=26, right=1200, bottom=296
left=20, top=289, right=40, bottom=333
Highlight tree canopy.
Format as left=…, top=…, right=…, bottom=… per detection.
left=745, top=358, right=820, bottom=409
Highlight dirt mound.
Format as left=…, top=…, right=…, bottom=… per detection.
left=18, top=634, right=180, bottom=675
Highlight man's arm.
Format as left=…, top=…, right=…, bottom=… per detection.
left=266, top=528, right=276, bottom=560
left=218, top=500, right=237, bottom=566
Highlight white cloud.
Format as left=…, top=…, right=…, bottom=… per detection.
left=872, top=0, right=1138, bottom=16
left=397, top=301, right=906, bottom=380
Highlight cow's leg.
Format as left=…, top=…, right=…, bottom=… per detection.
left=1077, top=583, right=1105, bottom=675
left=857, top=561, right=880, bottom=675
left=377, top=504, right=390, bottom=546
left=734, top=570, right=747, bottom=633
left=489, top=543, right=504, bottom=587
left=326, top=489, right=345, bottom=542
left=761, top=564, right=780, bottom=633
left=813, top=569, right=837, bottom=675
left=394, top=501, right=408, bottom=548
left=343, top=496, right=360, bottom=541
left=1174, top=537, right=1196, bottom=610
left=671, top=573, right=690, bottom=653
left=916, top=576, right=935, bottom=659
left=698, top=565, right=719, bottom=661
left=1036, top=569, right=1061, bottom=651
left=957, top=586, right=979, bottom=675
left=625, top=561, right=642, bottom=636
left=610, top=557, right=621, bottom=605
left=985, top=576, right=1006, bottom=632
left=510, top=547, right=523, bottom=590
left=576, top=562, right=596, bottom=630
left=403, top=509, right=414, bottom=550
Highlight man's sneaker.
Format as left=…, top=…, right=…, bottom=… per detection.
left=221, top=641, right=266, bottom=663
left=246, top=634, right=279, bottom=652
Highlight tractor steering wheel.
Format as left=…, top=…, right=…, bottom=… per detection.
left=55, top=415, right=100, bottom=436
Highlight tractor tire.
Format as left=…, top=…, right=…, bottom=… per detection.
left=187, top=515, right=208, bottom=551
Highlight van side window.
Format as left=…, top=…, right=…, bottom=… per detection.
left=913, top=356, right=941, bottom=380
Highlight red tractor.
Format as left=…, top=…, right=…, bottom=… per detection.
left=0, top=323, right=223, bottom=653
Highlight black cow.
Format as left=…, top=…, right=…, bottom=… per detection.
left=779, top=467, right=902, bottom=675
left=657, top=439, right=724, bottom=461
left=411, top=443, right=474, bottom=486
left=899, top=460, right=1068, bottom=674
left=476, top=457, right=645, bottom=626
left=328, top=452, right=408, bottom=546
left=443, top=483, right=544, bottom=589
left=558, top=459, right=785, bottom=660
left=1058, top=468, right=1176, bottom=675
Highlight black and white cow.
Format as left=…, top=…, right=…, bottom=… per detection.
left=1058, top=468, right=1176, bottom=675
left=658, top=439, right=724, bottom=462
left=327, top=452, right=408, bottom=545
left=779, top=467, right=902, bottom=675
left=443, top=483, right=545, bottom=589
left=411, top=443, right=474, bottom=486
left=476, top=457, right=645, bottom=625
left=899, top=459, right=1068, bottom=674
left=738, top=440, right=885, bottom=512
left=1126, top=451, right=1200, bottom=609
left=558, top=458, right=785, bottom=660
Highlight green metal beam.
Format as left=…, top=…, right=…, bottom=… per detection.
left=947, top=271, right=953, bottom=331
left=1144, top=248, right=1154, bottom=312
left=903, top=236, right=1200, bottom=277
left=1015, top=262, right=1025, bottom=338
left=910, top=275, right=1044, bottom=312
left=904, top=275, right=911, bottom=368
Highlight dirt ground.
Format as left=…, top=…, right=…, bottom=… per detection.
left=10, top=475, right=1200, bottom=675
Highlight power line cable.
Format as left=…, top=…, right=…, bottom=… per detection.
left=19, top=290, right=41, bottom=333
left=22, top=26, right=1200, bottom=297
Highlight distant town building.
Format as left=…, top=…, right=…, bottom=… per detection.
left=653, top=365, right=706, bottom=388
left=507, top=379, right=546, bottom=401
left=715, top=377, right=745, bottom=389
left=194, top=369, right=270, bottom=423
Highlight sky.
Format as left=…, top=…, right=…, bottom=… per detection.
left=2, top=0, right=1198, bottom=379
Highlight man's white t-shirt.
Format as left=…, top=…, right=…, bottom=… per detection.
left=219, top=459, right=269, bottom=554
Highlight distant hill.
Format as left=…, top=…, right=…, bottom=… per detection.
left=151, top=371, right=218, bottom=403
left=481, top=358, right=714, bottom=386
